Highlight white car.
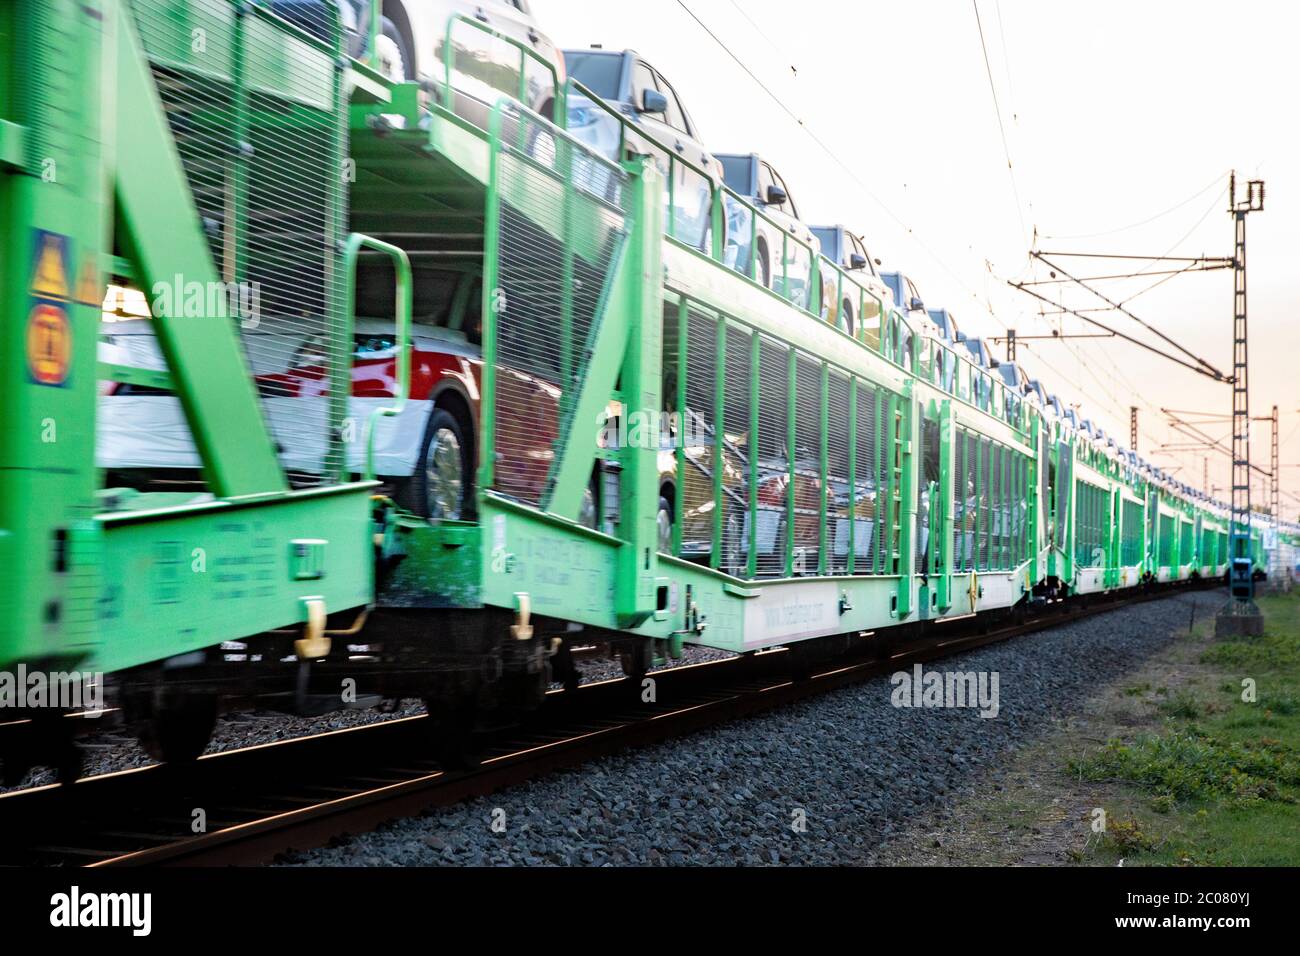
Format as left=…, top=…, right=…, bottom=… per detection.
left=564, top=48, right=723, bottom=253
left=810, top=224, right=893, bottom=337
left=715, top=153, right=819, bottom=310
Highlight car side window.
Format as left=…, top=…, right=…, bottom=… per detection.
left=633, top=62, right=662, bottom=115
left=658, top=75, right=690, bottom=134
left=757, top=162, right=776, bottom=203
left=772, top=168, right=796, bottom=217
left=851, top=234, right=876, bottom=274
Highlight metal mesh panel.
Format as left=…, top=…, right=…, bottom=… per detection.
left=1040, top=427, right=1051, bottom=542
left=489, top=104, right=630, bottom=509
left=991, top=442, right=1003, bottom=569
left=917, top=418, right=939, bottom=570
left=1123, top=499, right=1145, bottom=566
left=976, top=437, right=989, bottom=570
left=1014, top=450, right=1026, bottom=564
left=722, top=324, right=753, bottom=575
left=1055, top=442, right=1073, bottom=552
left=953, top=429, right=967, bottom=572
left=793, top=352, right=822, bottom=574
left=1159, top=511, right=1176, bottom=567
left=680, top=310, right=717, bottom=563
left=1076, top=482, right=1103, bottom=567
left=755, top=336, right=788, bottom=577
left=965, top=432, right=979, bottom=571
left=880, top=393, right=900, bottom=574
left=129, top=0, right=345, bottom=483
left=827, top=371, right=852, bottom=573
left=854, top=382, right=880, bottom=573
left=661, top=305, right=680, bottom=553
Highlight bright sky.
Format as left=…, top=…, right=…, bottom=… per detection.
left=532, top=0, right=1300, bottom=516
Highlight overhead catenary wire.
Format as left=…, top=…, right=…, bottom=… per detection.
left=1039, top=171, right=1227, bottom=241
left=972, top=0, right=1028, bottom=248
left=726, top=0, right=798, bottom=76
left=673, top=0, right=1011, bottom=333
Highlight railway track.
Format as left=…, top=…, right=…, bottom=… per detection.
left=0, top=584, right=1208, bottom=867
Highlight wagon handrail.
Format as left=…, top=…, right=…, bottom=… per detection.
left=339, top=233, right=413, bottom=482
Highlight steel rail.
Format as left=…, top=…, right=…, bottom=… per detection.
left=0, top=582, right=1211, bottom=867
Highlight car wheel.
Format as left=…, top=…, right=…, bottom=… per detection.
left=375, top=16, right=413, bottom=84
left=579, top=474, right=600, bottom=530
left=757, top=239, right=771, bottom=288
left=723, top=506, right=745, bottom=575
left=657, top=495, right=673, bottom=554
left=525, top=120, right=558, bottom=167
left=408, top=408, right=472, bottom=521
left=842, top=298, right=855, bottom=336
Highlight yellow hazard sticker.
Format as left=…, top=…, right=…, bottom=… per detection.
left=31, top=231, right=71, bottom=301
left=27, top=303, right=72, bottom=386
left=75, top=255, right=102, bottom=307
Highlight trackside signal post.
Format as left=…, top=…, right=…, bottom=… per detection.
left=1217, top=173, right=1264, bottom=637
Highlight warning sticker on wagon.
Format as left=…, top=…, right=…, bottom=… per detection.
left=27, top=302, right=72, bottom=386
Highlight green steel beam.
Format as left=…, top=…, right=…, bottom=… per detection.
left=746, top=329, right=759, bottom=579
left=613, top=156, right=664, bottom=626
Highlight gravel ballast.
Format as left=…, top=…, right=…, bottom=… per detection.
left=0, top=645, right=734, bottom=793
left=280, top=591, right=1220, bottom=866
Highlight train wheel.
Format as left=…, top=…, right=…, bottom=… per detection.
left=423, top=700, right=482, bottom=771
left=551, top=640, right=582, bottom=694
left=619, top=639, right=653, bottom=681
left=136, top=693, right=217, bottom=764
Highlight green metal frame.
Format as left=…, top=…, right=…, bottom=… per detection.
left=1, top=0, right=377, bottom=666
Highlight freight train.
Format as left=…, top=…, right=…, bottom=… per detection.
left=1, top=0, right=1294, bottom=780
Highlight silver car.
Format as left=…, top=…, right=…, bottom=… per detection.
left=716, top=153, right=819, bottom=309
left=272, top=1, right=564, bottom=122
left=563, top=48, right=722, bottom=253
left=810, top=224, right=893, bottom=336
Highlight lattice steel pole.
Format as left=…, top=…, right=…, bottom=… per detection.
left=1130, top=406, right=1138, bottom=452
left=1270, top=404, right=1281, bottom=583
left=1219, top=172, right=1265, bottom=634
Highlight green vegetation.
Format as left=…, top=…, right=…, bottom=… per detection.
left=1072, top=591, right=1300, bottom=865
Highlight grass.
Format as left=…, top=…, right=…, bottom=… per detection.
left=1070, top=590, right=1300, bottom=865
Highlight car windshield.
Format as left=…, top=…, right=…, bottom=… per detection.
left=718, top=155, right=753, bottom=194
left=291, top=333, right=396, bottom=368
left=564, top=51, right=623, bottom=100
